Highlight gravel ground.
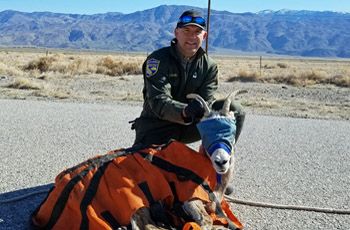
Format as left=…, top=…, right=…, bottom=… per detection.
left=1, top=99, right=350, bottom=229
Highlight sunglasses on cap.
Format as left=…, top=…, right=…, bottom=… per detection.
left=178, top=15, right=206, bottom=27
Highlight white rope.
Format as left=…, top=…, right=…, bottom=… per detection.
left=1, top=189, right=350, bottom=215
left=225, top=195, right=350, bottom=215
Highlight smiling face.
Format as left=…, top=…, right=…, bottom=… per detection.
left=175, top=25, right=207, bottom=58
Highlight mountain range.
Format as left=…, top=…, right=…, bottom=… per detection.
left=0, top=5, right=349, bottom=58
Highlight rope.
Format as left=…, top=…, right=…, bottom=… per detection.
left=225, top=195, right=350, bottom=215
left=1, top=189, right=350, bottom=215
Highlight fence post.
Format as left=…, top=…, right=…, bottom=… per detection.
left=259, top=56, right=262, bottom=77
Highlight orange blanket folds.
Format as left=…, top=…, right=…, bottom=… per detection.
left=31, top=141, right=243, bottom=229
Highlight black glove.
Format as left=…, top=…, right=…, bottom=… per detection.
left=182, top=98, right=205, bottom=123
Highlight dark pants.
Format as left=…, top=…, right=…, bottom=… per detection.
left=133, top=100, right=245, bottom=146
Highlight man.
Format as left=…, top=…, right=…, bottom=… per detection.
left=132, top=9, right=245, bottom=146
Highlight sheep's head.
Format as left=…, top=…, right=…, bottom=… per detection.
left=187, top=91, right=245, bottom=174
left=196, top=116, right=235, bottom=174
left=207, top=142, right=233, bottom=174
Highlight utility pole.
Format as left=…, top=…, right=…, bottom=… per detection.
left=205, top=0, right=211, bottom=54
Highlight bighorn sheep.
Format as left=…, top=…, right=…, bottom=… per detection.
left=132, top=90, right=246, bottom=230
left=31, top=91, right=245, bottom=230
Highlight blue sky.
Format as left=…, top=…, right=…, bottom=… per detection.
left=0, top=0, right=349, bottom=14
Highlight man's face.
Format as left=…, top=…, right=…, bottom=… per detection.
left=175, top=25, right=207, bottom=58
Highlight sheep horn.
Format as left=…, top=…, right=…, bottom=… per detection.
left=221, top=90, right=248, bottom=116
left=221, top=93, right=232, bottom=115
left=186, top=94, right=211, bottom=117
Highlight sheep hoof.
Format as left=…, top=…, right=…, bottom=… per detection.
left=224, top=184, right=234, bottom=195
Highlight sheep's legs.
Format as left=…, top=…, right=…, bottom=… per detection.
left=131, top=207, right=167, bottom=230
left=183, top=199, right=213, bottom=229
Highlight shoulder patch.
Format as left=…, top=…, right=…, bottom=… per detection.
left=145, top=58, right=160, bottom=78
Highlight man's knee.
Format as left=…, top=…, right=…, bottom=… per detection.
left=179, top=124, right=201, bottom=144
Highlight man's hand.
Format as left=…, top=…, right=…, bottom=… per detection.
left=182, top=98, right=205, bottom=123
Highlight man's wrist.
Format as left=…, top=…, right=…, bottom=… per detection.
left=181, top=110, right=192, bottom=123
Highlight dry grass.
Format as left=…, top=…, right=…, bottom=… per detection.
left=0, top=50, right=142, bottom=101
left=1, top=49, right=349, bottom=87
left=96, top=56, right=141, bottom=76
left=219, top=55, right=350, bottom=87
left=23, top=56, right=57, bottom=72
left=6, top=77, right=43, bottom=90
left=0, top=50, right=143, bottom=79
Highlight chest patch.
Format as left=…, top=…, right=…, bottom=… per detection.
left=145, top=58, right=160, bottom=78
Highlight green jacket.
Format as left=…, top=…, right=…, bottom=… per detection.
left=136, top=39, right=218, bottom=133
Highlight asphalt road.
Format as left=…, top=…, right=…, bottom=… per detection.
left=0, top=99, right=349, bottom=229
